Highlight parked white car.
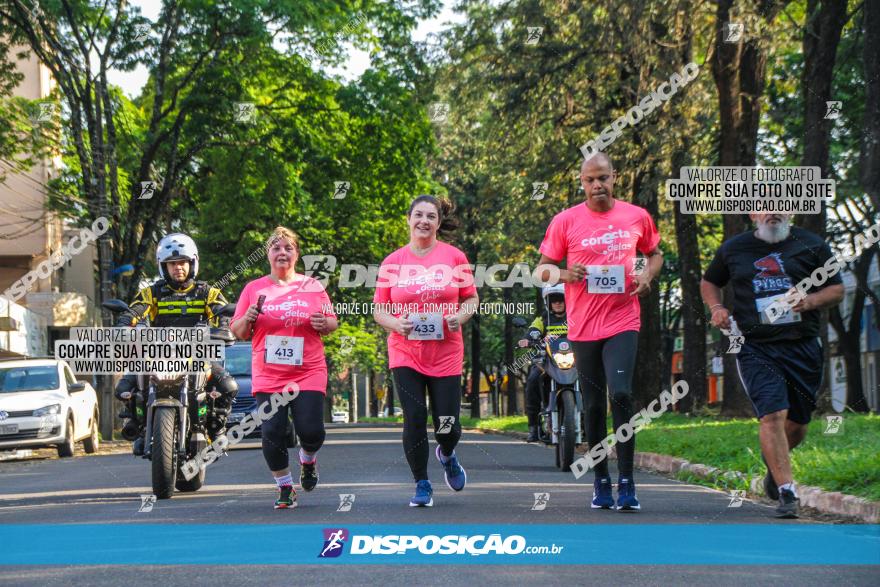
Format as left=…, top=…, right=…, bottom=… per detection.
left=331, top=410, right=350, bottom=423
left=0, top=358, right=100, bottom=457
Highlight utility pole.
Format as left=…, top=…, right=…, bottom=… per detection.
left=350, top=370, right=358, bottom=423
left=93, top=88, right=115, bottom=441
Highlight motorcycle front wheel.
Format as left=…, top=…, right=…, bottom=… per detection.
left=152, top=408, right=179, bottom=499
left=556, top=389, right=576, bottom=472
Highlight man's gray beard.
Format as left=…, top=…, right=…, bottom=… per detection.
left=755, top=219, right=791, bottom=243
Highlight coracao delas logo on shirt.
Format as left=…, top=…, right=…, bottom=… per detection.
left=580, top=226, right=632, bottom=262
left=399, top=267, right=446, bottom=295
left=752, top=253, right=793, bottom=293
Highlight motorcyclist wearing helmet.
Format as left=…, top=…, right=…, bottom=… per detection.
left=518, top=284, right=568, bottom=443
left=114, top=233, right=238, bottom=456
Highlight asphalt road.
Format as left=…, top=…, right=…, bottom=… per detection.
left=0, top=425, right=876, bottom=586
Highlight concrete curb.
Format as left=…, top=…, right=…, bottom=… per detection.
left=344, top=422, right=402, bottom=428
left=633, top=451, right=880, bottom=524
left=469, top=425, right=880, bottom=523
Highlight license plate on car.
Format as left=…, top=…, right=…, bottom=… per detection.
left=228, top=413, right=243, bottom=423
left=0, top=424, right=19, bottom=435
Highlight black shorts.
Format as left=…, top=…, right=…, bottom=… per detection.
left=735, top=337, right=823, bottom=424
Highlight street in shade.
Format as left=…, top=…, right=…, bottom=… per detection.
left=0, top=425, right=877, bottom=586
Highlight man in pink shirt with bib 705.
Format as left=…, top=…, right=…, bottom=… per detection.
left=538, top=152, right=663, bottom=512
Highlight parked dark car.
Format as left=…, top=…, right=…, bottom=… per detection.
left=225, top=342, right=256, bottom=435
left=225, top=342, right=295, bottom=446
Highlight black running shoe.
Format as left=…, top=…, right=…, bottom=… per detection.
left=775, top=488, right=799, bottom=519
left=132, top=436, right=145, bottom=456
left=275, top=485, right=297, bottom=509
left=300, top=459, right=318, bottom=492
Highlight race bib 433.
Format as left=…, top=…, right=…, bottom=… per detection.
left=408, top=313, right=444, bottom=341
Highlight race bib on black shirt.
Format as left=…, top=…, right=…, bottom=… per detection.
left=702, top=227, right=842, bottom=343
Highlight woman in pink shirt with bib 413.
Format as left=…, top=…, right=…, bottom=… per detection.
left=373, top=195, right=478, bottom=508
left=231, top=226, right=338, bottom=510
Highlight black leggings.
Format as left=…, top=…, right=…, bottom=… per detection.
left=572, top=330, right=639, bottom=479
left=256, top=391, right=325, bottom=472
left=392, top=367, right=462, bottom=481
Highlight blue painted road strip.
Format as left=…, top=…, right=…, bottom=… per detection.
left=1, top=524, right=877, bottom=565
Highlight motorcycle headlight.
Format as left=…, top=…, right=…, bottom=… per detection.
left=34, top=403, right=61, bottom=417
left=552, top=352, right=575, bottom=369
left=150, top=371, right=186, bottom=384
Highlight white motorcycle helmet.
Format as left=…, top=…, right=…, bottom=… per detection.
left=541, top=283, right=565, bottom=307
left=157, top=233, right=199, bottom=282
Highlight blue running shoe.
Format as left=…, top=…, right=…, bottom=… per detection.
left=436, top=445, right=467, bottom=491
left=616, top=477, right=641, bottom=511
left=409, top=480, right=434, bottom=507
left=591, top=477, right=614, bottom=509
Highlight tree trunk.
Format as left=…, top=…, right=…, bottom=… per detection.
left=660, top=0, right=708, bottom=413
left=797, top=0, right=849, bottom=413
left=862, top=0, right=880, bottom=211
left=828, top=245, right=875, bottom=413
left=828, top=4, right=880, bottom=413
left=675, top=207, right=708, bottom=412
left=711, top=0, right=790, bottom=416
left=469, top=313, right=481, bottom=418
left=839, top=333, right=869, bottom=412
left=632, top=169, right=662, bottom=411
left=349, top=371, right=358, bottom=423
left=503, top=287, right=517, bottom=414
left=369, top=370, right=379, bottom=417
left=799, top=0, right=848, bottom=236
left=385, top=369, right=396, bottom=415
left=325, top=387, right=334, bottom=422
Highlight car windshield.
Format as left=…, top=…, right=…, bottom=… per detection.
left=0, top=365, right=60, bottom=392
left=224, top=345, right=252, bottom=376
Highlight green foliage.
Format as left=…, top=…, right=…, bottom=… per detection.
left=0, top=0, right=440, bottom=298
left=324, top=321, right=386, bottom=372
left=0, top=0, right=873, bottom=408
left=636, top=413, right=880, bottom=501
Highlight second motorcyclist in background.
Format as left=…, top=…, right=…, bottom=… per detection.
left=518, top=284, right=568, bottom=442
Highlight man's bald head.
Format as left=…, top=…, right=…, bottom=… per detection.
left=581, top=152, right=614, bottom=173
left=580, top=152, right=617, bottom=211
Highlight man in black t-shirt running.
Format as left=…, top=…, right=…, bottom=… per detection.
left=700, top=213, right=844, bottom=518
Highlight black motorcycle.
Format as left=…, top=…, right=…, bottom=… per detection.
left=103, top=299, right=236, bottom=499
left=514, top=317, right=585, bottom=471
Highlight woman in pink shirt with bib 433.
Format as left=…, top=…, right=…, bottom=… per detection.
left=373, top=195, right=478, bottom=507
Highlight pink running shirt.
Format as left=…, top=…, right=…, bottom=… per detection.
left=373, top=241, right=477, bottom=377
left=539, top=200, right=660, bottom=341
left=233, top=275, right=336, bottom=394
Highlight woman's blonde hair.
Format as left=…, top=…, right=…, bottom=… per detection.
left=267, top=226, right=300, bottom=254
